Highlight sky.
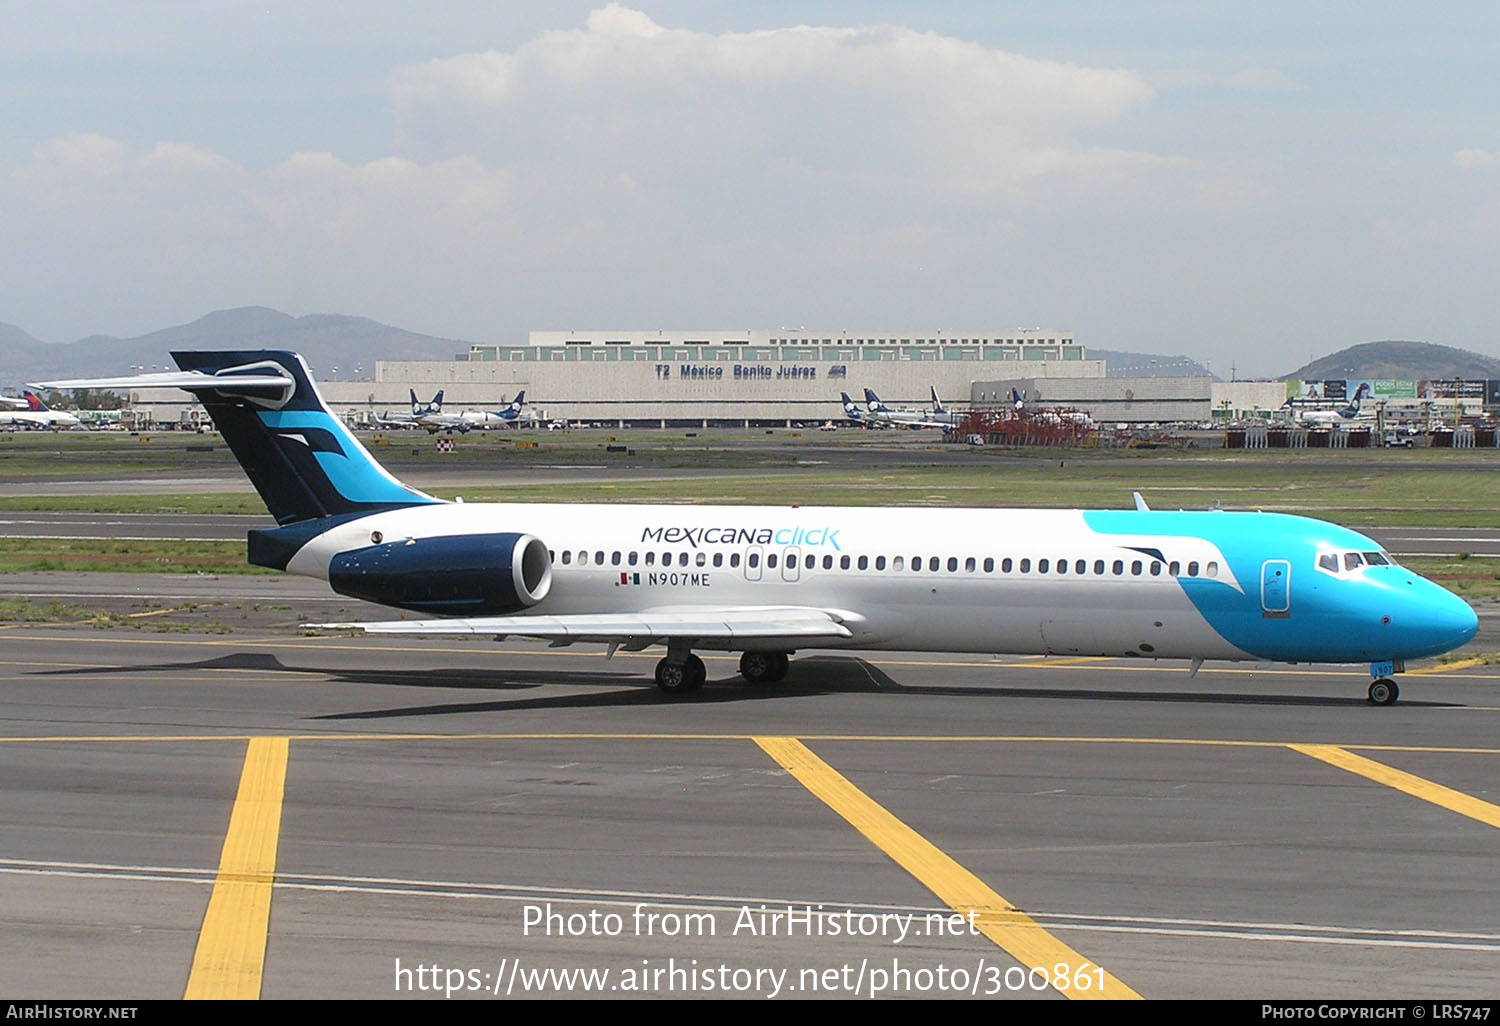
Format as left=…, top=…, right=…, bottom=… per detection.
left=2, top=1, right=1496, bottom=377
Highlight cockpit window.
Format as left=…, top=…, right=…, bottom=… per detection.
left=1318, top=553, right=1339, bottom=573
left=1363, top=551, right=1390, bottom=566
left=1343, top=552, right=1364, bottom=571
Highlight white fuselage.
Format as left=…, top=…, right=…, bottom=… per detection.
left=289, top=503, right=1248, bottom=660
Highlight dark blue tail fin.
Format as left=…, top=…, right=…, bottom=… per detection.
left=173, top=351, right=438, bottom=525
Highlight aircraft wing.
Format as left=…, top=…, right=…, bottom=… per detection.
left=308, top=605, right=855, bottom=649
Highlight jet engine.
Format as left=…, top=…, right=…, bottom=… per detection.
left=328, top=532, right=552, bottom=615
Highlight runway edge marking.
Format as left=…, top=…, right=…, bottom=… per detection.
left=184, top=736, right=289, bottom=1000
left=753, top=736, right=1140, bottom=1001
left=1290, top=744, right=1500, bottom=829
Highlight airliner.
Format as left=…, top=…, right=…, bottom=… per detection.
left=418, top=391, right=529, bottom=433
left=839, top=391, right=879, bottom=427
left=1283, top=383, right=1372, bottom=427
left=38, top=351, right=1477, bottom=705
left=860, top=387, right=958, bottom=429
left=375, top=390, right=444, bottom=429
left=0, top=392, right=82, bottom=430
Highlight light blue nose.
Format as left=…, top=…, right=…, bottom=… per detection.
left=1393, top=580, right=1479, bottom=659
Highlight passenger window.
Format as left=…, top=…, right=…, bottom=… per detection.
left=1168, top=561, right=1180, bottom=576
left=824, top=555, right=834, bottom=570
left=858, top=555, right=869, bottom=570
left=679, top=552, right=689, bottom=567
left=1187, top=561, right=1199, bottom=577
left=768, top=554, right=778, bottom=569
left=730, top=553, right=741, bottom=568
left=561, top=551, right=572, bottom=565
left=841, top=555, right=851, bottom=570
left=713, top=553, right=723, bottom=567
left=1150, top=562, right=1162, bottom=576
left=1112, top=560, right=1124, bottom=575
left=1056, top=559, right=1066, bottom=574
left=965, top=557, right=976, bottom=572
left=912, top=555, right=922, bottom=571
left=595, top=551, right=605, bottom=565
left=696, top=552, right=706, bottom=567
left=645, top=552, right=655, bottom=566
left=876, top=556, right=887, bottom=570
left=1093, top=560, right=1105, bottom=575
left=578, top=551, right=588, bottom=566
left=1038, top=559, right=1050, bottom=573
left=948, top=557, right=959, bottom=572
left=929, top=557, right=940, bottom=572
left=785, top=553, right=797, bottom=569
left=628, top=552, right=638, bottom=566
left=1019, top=559, right=1031, bottom=573
left=983, top=557, right=994, bottom=573
left=1001, top=558, right=1013, bottom=573
left=1206, top=561, right=1219, bottom=578
left=1131, top=561, right=1142, bottom=576
left=611, top=551, right=621, bottom=566
left=1075, top=560, right=1086, bottom=574
left=1318, top=553, right=1339, bottom=573
left=748, top=553, right=759, bottom=568
left=893, top=557, right=904, bottom=571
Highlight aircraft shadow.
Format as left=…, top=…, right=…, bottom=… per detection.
left=27, top=651, right=1460, bottom=715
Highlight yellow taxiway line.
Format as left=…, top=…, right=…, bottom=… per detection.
left=183, top=737, right=289, bottom=1000
left=754, top=736, right=1140, bottom=1000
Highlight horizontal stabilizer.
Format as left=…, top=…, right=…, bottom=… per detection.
left=34, top=366, right=296, bottom=408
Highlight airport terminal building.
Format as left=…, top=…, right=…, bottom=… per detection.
left=358, top=329, right=1102, bottom=427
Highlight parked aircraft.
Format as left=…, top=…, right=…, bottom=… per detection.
left=839, top=391, right=878, bottom=427
left=418, top=391, right=528, bottom=433
left=860, top=388, right=957, bottom=429
left=0, top=391, right=81, bottom=430
left=1284, top=383, right=1372, bottom=427
left=1009, top=388, right=1094, bottom=428
left=38, top=352, right=1478, bottom=705
left=375, top=390, right=444, bottom=429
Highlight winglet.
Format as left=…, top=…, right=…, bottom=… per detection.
left=1132, top=491, right=1150, bottom=512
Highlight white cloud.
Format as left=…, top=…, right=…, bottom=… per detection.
left=1453, top=148, right=1495, bottom=168
left=391, top=4, right=1157, bottom=204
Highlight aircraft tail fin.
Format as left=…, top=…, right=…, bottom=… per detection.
left=23, top=391, right=48, bottom=412
left=169, top=351, right=439, bottom=525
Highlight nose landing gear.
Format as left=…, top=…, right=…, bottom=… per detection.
left=1367, top=660, right=1404, bottom=706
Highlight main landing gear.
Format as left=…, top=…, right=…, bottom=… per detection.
left=1367, top=660, right=1403, bottom=706
left=738, top=651, right=789, bottom=684
left=652, top=647, right=794, bottom=695
left=654, top=645, right=706, bottom=696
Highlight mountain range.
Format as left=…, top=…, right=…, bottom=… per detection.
left=0, top=307, right=474, bottom=386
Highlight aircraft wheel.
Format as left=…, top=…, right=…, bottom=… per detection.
left=739, top=651, right=775, bottom=684
left=656, top=655, right=705, bottom=695
left=1367, top=678, right=1399, bottom=706
left=767, top=652, right=790, bottom=683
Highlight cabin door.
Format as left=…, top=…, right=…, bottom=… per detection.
left=1261, top=560, right=1291, bottom=617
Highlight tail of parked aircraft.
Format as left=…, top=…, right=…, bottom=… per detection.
left=170, top=351, right=438, bottom=525
left=930, top=386, right=947, bottom=415
left=23, top=391, right=49, bottom=412
left=840, top=392, right=864, bottom=419
left=863, top=388, right=890, bottom=413
left=502, top=391, right=526, bottom=420
left=1342, top=382, right=1372, bottom=418
left=1010, top=388, right=1025, bottom=410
